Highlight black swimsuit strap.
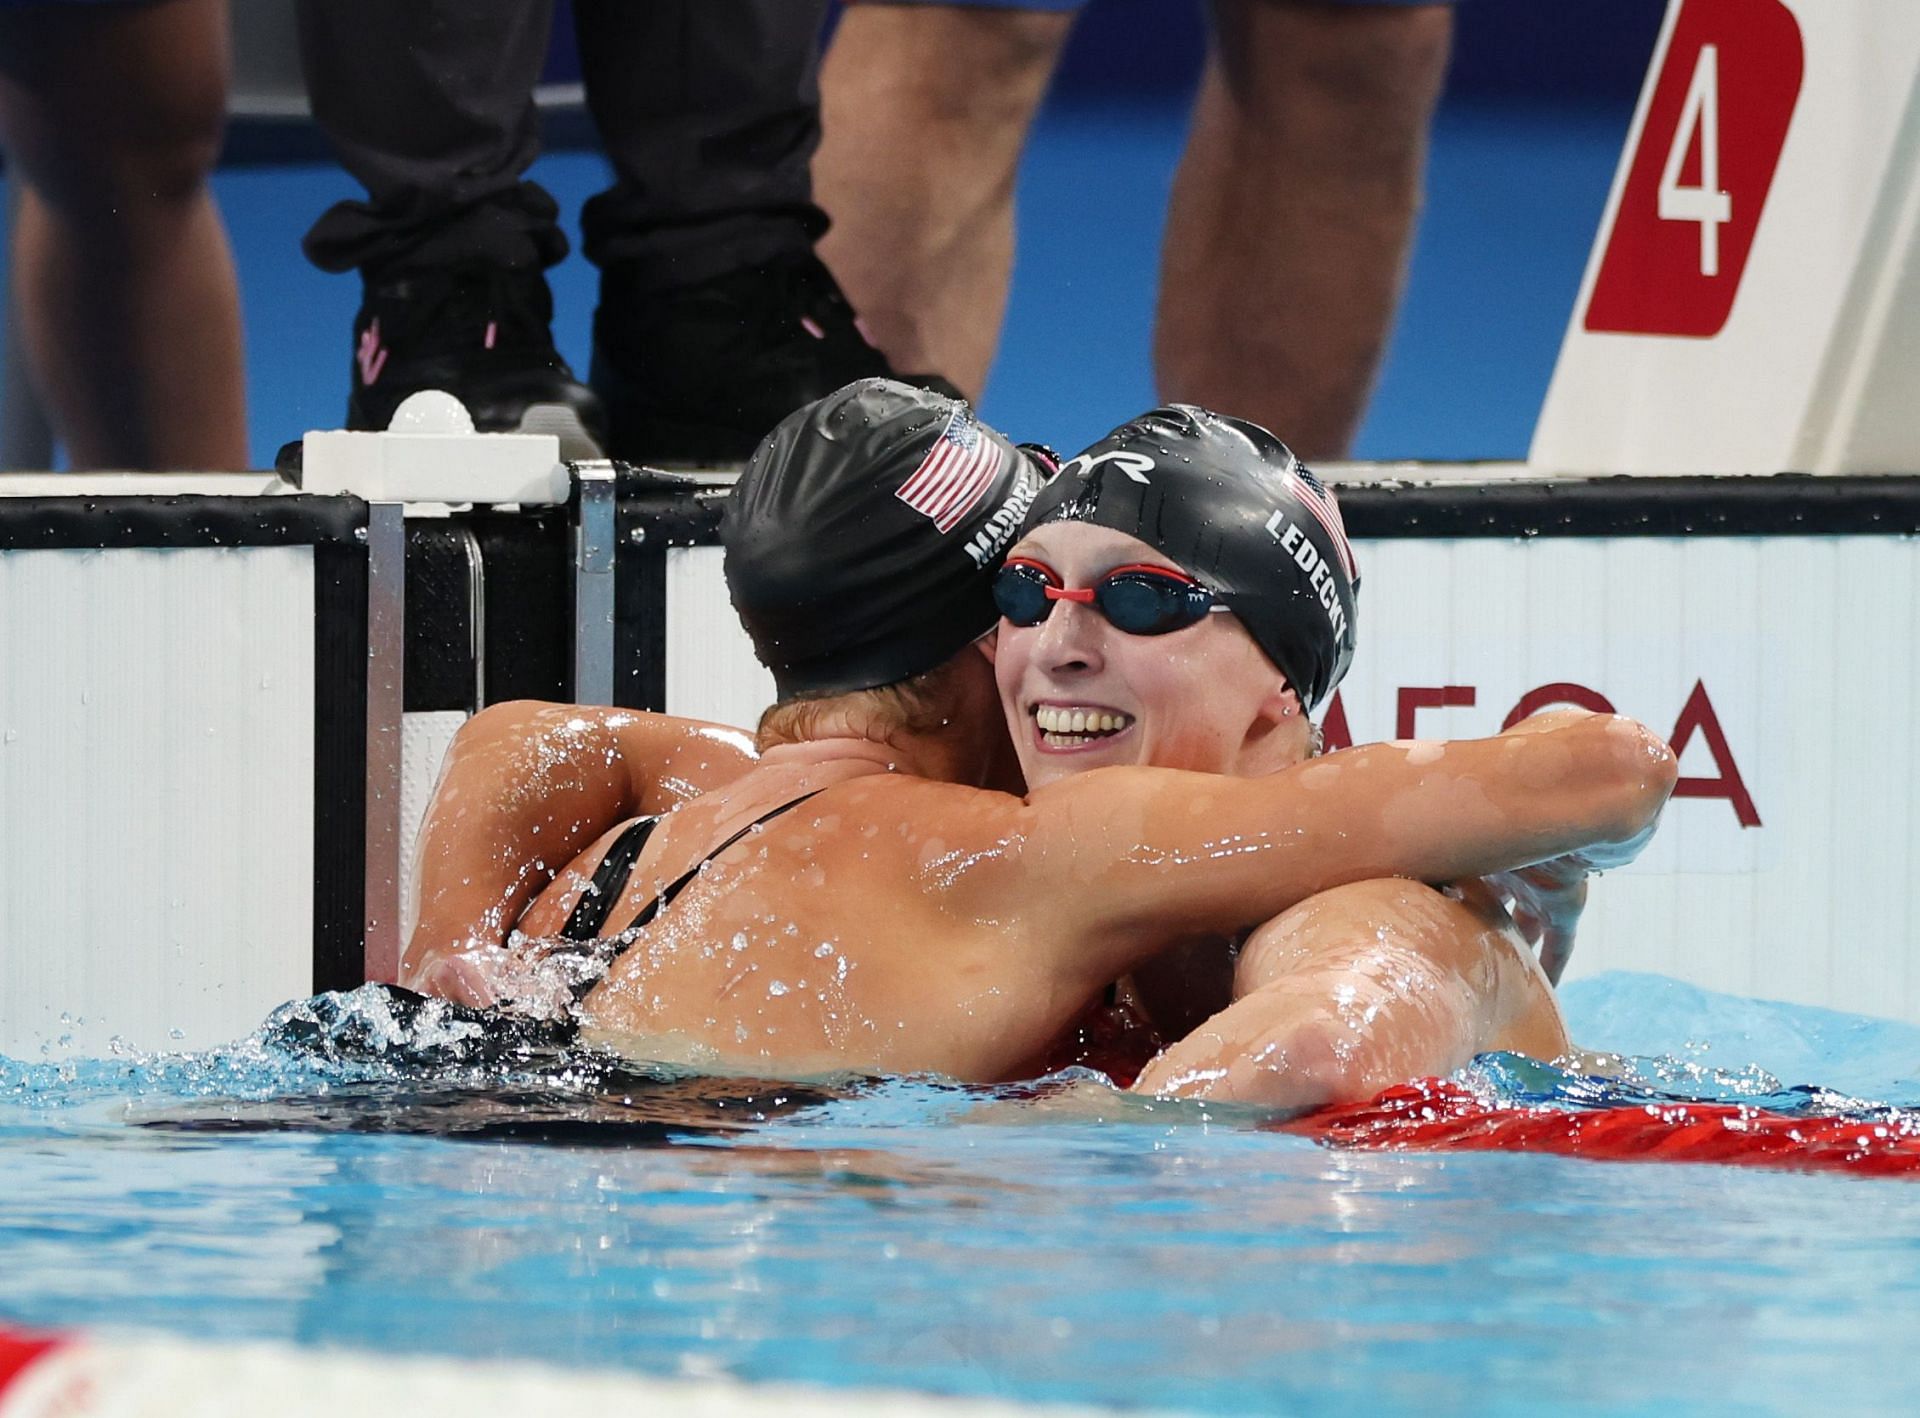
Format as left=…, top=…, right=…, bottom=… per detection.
left=559, top=814, right=664, bottom=943
left=629, top=786, right=833, bottom=933
left=557, top=785, right=840, bottom=1002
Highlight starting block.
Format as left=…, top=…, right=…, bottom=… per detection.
left=1532, top=0, right=1920, bottom=475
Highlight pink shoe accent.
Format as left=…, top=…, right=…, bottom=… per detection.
left=800, top=315, right=826, bottom=340
left=484, top=320, right=497, bottom=350
left=356, top=319, right=389, bottom=387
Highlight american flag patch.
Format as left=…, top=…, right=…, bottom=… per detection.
left=895, top=408, right=1005, bottom=533
left=1288, top=460, right=1358, bottom=582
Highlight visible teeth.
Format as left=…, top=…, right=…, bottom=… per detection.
left=1034, top=706, right=1132, bottom=738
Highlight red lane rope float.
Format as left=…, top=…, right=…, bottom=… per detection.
left=1277, top=1077, right=1920, bottom=1178
left=0, top=1326, right=66, bottom=1401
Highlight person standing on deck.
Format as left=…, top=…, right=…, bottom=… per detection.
left=814, top=0, right=1453, bottom=459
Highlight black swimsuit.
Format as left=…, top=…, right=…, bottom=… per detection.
left=551, top=788, right=831, bottom=1001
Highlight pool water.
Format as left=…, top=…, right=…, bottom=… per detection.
left=3, top=972, right=1919, bottom=1415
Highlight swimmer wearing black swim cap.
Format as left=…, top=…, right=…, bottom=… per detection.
left=724, top=377, right=1053, bottom=700
left=1019, top=405, right=1358, bottom=712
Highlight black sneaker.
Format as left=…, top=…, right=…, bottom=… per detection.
left=347, top=266, right=607, bottom=459
left=590, top=249, right=958, bottom=466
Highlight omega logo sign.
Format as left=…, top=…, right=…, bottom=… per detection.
left=1321, top=679, right=1760, bottom=828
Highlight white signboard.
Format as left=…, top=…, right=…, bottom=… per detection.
left=1530, top=0, right=1920, bottom=475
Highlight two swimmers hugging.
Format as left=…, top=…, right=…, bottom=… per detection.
left=403, top=379, right=1676, bottom=1105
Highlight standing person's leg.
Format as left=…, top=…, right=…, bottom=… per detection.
left=577, top=0, right=927, bottom=464
left=295, top=0, right=601, bottom=447
left=814, top=3, right=1077, bottom=400
left=0, top=0, right=245, bottom=471
left=1154, top=0, right=1452, bottom=459
left=1132, top=880, right=1569, bottom=1107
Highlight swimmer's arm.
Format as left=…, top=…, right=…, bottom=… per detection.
left=1011, top=711, right=1676, bottom=994
left=400, top=700, right=755, bottom=987
left=1464, top=709, right=1646, bottom=982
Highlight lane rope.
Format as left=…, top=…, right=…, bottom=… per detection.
left=1282, top=1077, right=1920, bottom=1177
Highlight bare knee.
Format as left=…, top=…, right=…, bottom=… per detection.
left=830, top=3, right=1072, bottom=119
left=1205, top=0, right=1451, bottom=159
left=35, top=93, right=223, bottom=220
left=0, top=5, right=228, bottom=221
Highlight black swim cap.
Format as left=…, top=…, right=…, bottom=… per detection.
left=723, top=378, right=1047, bottom=700
left=1023, top=406, right=1359, bottom=711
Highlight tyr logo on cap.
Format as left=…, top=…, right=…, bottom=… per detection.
left=1056, top=449, right=1156, bottom=485
left=895, top=407, right=1006, bottom=533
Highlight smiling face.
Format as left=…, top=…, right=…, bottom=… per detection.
left=988, top=522, right=1313, bottom=791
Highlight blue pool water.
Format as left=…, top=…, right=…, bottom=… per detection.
left=4, top=972, right=1920, bottom=1415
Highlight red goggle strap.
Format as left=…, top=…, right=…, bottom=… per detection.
left=1004, top=556, right=1204, bottom=605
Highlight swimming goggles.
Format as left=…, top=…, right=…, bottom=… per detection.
left=992, top=557, right=1230, bottom=636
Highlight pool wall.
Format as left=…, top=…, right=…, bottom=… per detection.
left=2, top=457, right=1916, bottom=1057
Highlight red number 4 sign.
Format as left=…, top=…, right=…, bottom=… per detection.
left=1585, top=0, right=1805, bottom=338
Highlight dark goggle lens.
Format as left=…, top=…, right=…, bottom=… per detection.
left=992, top=563, right=1056, bottom=626
left=1097, top=573, right=1211, bottom=635
left=993, top=562, right=1217, bottom=635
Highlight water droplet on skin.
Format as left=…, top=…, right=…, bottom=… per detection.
left=814, top=943, right=834, bottom=958
left=768, top=981, right=789, bottom=997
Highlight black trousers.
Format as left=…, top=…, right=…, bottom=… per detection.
left=296, top=0, right=829, bottom=292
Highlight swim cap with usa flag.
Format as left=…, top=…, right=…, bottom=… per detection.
left=1023, top=406, right=1359, bottom=712
left=723, top=378, right=1049, bottom=701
